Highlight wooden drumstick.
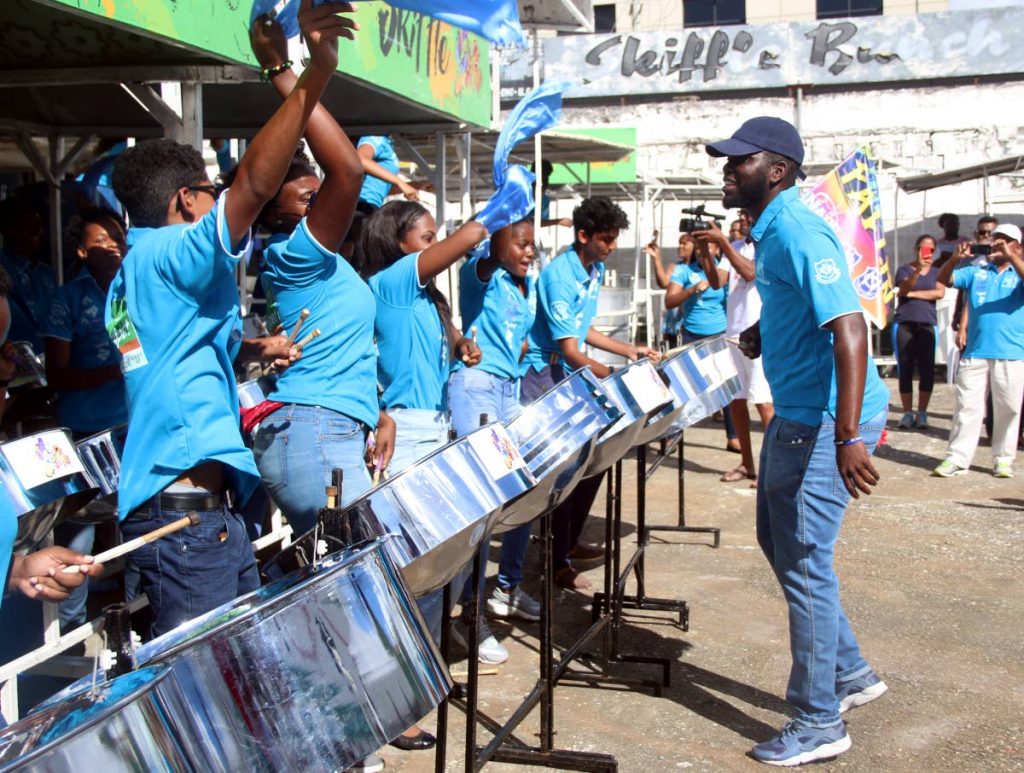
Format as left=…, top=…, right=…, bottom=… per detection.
left=285, top=309, right=310, bottom=347
left=463, top=325, right=478, bottom=363
left=62, top=513, right=201, bottom=574
left=296, top=328, right=321, bottom=349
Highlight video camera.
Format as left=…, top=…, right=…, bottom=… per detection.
left=679, top=204, right=726, bottom=234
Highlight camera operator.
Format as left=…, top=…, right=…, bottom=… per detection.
left=933, top=224, right=1024, bottom=479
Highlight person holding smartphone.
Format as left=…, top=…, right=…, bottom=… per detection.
left=893, top=235, right=945, bottom=429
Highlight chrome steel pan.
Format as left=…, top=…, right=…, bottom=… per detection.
left=264, top=423, right=535, bottom=596
left=584, top=359, right=674, bottom=478
left=496, top=368, right=621, bottom=532
left=656, top=335, right=742, bottom=438
left=7, top=341, right=46, bottom=392
left=0, top=429, right=98, bottom=552
left=237, top=375, right=277, bottom=409
left=0, top=665, right=234, bottom=772
left=72, top=424, right=128, bottom=522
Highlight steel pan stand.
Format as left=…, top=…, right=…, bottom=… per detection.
left=645, top=430, right=721, bottom=548
left=448, top=505, right=617, bottom=772
left=560, top=461, right=669, bottom=695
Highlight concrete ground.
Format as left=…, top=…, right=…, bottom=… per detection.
left=381, top=378, right=1023, bottom=772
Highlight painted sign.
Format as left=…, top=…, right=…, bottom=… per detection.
left=500, top=7, right=1021, bottom=99
left=802, top=148, right=893, bottom=330
left=548, top=127, right=637, bottom=186
left=48, top=0, right=490, bottom=125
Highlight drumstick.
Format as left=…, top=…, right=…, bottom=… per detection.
left=372, top=465, right=381, bottom=487
left=62, top=513, right=201, bottom=574
left=285, top=309, right=310, bottom=347
left=449, top=668, right=498, bottom=678
left=463, top=325, right=478, bottom=363
left=296, top=328, right=321, bottom=349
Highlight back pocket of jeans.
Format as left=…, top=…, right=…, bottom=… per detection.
left=774, top=419, right=816, bottom=448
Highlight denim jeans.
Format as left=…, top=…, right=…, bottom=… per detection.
left=756, top=408, right=887, bottom=727
left=387, top=408, right=450, bottom=643
left=123, top=501, right=260, bottom=639
left=253, top=404, right=373, bottom=535
left=54, top=521, right=94, bottom=632
left=449, top=369, right=533, bottom=603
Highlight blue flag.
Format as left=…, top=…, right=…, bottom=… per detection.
left=493, top=81, right=570, bottom=188
left=374, top=0, right=525, bottom=46
left=477, top=165, right=536, bottom=236
left=250, top=0, right=301, bottom=37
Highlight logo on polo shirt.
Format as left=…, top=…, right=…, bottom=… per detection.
left=551, top=300, right=572, bottom=322
left=107, top=295, right=148, bottom=373
left=813, top=258, right=841, bottom=285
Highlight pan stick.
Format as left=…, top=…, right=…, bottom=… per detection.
left=296, top=328, right=321, bottom=349
left=62, top=513, right=201, bottom=574
left=463, top=325, right=478, bottom=363
left=285, top=309, right=310, bottom=347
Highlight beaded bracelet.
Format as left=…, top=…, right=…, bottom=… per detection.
left=260, top=61, right=293, bottom=82
left=834, top=436, right=864, bottom=447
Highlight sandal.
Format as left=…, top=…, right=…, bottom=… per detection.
left=720, top=465, right=756, bottom=483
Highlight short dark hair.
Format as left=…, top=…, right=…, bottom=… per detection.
left=572, top=196, right=629, bottom=237
left=65, top=207, right=125, bottom=256
left=0, top=266, right=11, bottom=297
left=938, top=212, right=959, bottom=230
left=112, top=139, right=207, bottom=227
left=978, top=214, right=998, bottom=227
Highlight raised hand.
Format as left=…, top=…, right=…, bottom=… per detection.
left=298, top=0, right=358, bottom=74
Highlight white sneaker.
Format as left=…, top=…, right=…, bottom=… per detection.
left=487, top=585, right=541, bottom=621
left=450, top=616, right=509, bottom=665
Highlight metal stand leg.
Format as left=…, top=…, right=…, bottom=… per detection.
left=645, top=431, right=720, bottom=547
left=464, top=551, right=483, bottom=773
left=434, top=583, right=452, bottom=773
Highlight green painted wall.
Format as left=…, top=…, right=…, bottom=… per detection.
left=549, top=127, right=637, bottom=186
left=45, top=0, right=491, bottom=126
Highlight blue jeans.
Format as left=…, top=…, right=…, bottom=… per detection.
left=756, top=408, right=887, bottom=727
left=253, top=404, right=373, bottom=535
left=123, top=500, right=260, bottom=639
left=387, top=408, right=450, bottom=643
left=54, top=521, right=95, bottom=631
left=450, top=368, right=533, bottom=602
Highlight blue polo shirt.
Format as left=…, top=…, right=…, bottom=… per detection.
left=357, top=136, right=399, bottom=209
left=752, top=187, right=889, bottom=426
left=370, top=253, right=449, bottom=411
left=262, top=219, right=379, bottom=429
left=0, top=495, right=15, bottom=611
left=522, top=247, right=604, bottom=372
left=0, top=249, right=56, bottom=351
left=104, top=194, right=259, bottom=518
left=670, top=262, right=727, bottom=337
left=457, top=252, right=537, bottom=380
left=41, top=268, right=128, bottom=434
left=953, top=262, right=1024, bottom=360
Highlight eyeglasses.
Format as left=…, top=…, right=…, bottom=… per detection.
left=188, top=184, right=219, bottom=199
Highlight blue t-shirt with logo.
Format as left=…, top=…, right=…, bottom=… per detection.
left=41, top=268, right=128, bottom=434
left=261, top=218, right=379, bottom=429
left=0, top=495, right=16, bottom=611
left=104, top=194, right=259, bottom=518
left=522, top=247, right=604, bottom=372
left=457, top=253, right=537, bottom=381
left=357, top=136, right=399, bottom=209
left=370, top=253, right=450, bottom=411
left=0, top=249, right=56, bottom=352
left=953, top=262, right=1024, bottom=360
left=752, top=187, right=889, bottom=426
left=670, top=262, right=727, bottom=337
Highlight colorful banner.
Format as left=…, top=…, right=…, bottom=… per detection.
left=801, top=147, right=893, bottom=329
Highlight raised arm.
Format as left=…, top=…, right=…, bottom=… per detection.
left=225, top=1, right=353, bottom=245
left=357, top=142, right=418, bottom=201
left=417, top=222, right=489, bottom=284
left=936, top=241, right=971, bottom=287
left=644, top=236, right=675, bottom=289
left=694, top=225, right=749, bottom=288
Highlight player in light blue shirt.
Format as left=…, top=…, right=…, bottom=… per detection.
left=356, top=135, right=419, bottom=212
left=934, top=225, right=1024, bottom=476
left=709, top=116, right=888, bottom=764
left=103, top=6, right=347, bottom=638
left=666, top=256, right=727, bottom=338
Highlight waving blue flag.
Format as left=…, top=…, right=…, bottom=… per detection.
left=477, top=164, right=536, bottom=235
left=493, top=81, right=570, bottom=188
left=250, top=0, right=301, bottom=37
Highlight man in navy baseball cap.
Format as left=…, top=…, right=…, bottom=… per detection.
left=707, top=116, right=806, bottom=180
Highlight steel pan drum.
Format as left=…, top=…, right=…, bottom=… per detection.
left=48, top=537, right=451, bottom=771
left=72, top=424, right=128, bottom=522
left=265, top=423, right=535, bottom=595
left=0, top=429, right=98, bottom=552
left=6, top=341, right=46, bottom=392
left=0, top=665, right=228, bottom=772
left=584, top=359, right=674, bottom=478
left=657, top=335, right=742, bottom=437
left=237, top=374, right=277, bottom=409
left=496, top=368, right=621, bottom=532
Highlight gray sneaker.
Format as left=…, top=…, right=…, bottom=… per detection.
left=897, top=411, right=915, bottom=429
left=487, top=585, right=541, bottom=621
left=837, top=669, right=888, bottom=713
left=450, top=616, right=509, bottom=665
left=916, top=410, right=929, bottom=429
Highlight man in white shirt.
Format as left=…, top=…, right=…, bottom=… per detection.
left=697, top=217, right=774, bottom=484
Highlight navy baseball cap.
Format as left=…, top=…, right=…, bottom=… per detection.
left=706, top=117, right=807, bottom=179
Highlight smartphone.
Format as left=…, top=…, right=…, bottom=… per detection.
left=971, top=243, right=992, bottom=256
left=919, top=244, right=934, bottom=259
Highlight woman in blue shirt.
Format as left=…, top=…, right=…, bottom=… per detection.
left=448, top=219, right=538, bottom=664
left=648, top=231, right=696, bottom=349
left=249, top=21, right=395, bottom=536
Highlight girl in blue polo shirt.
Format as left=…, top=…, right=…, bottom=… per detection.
left=448, top=219, right=539, bottom=663
left=249, top=26, right=394, bottom=537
